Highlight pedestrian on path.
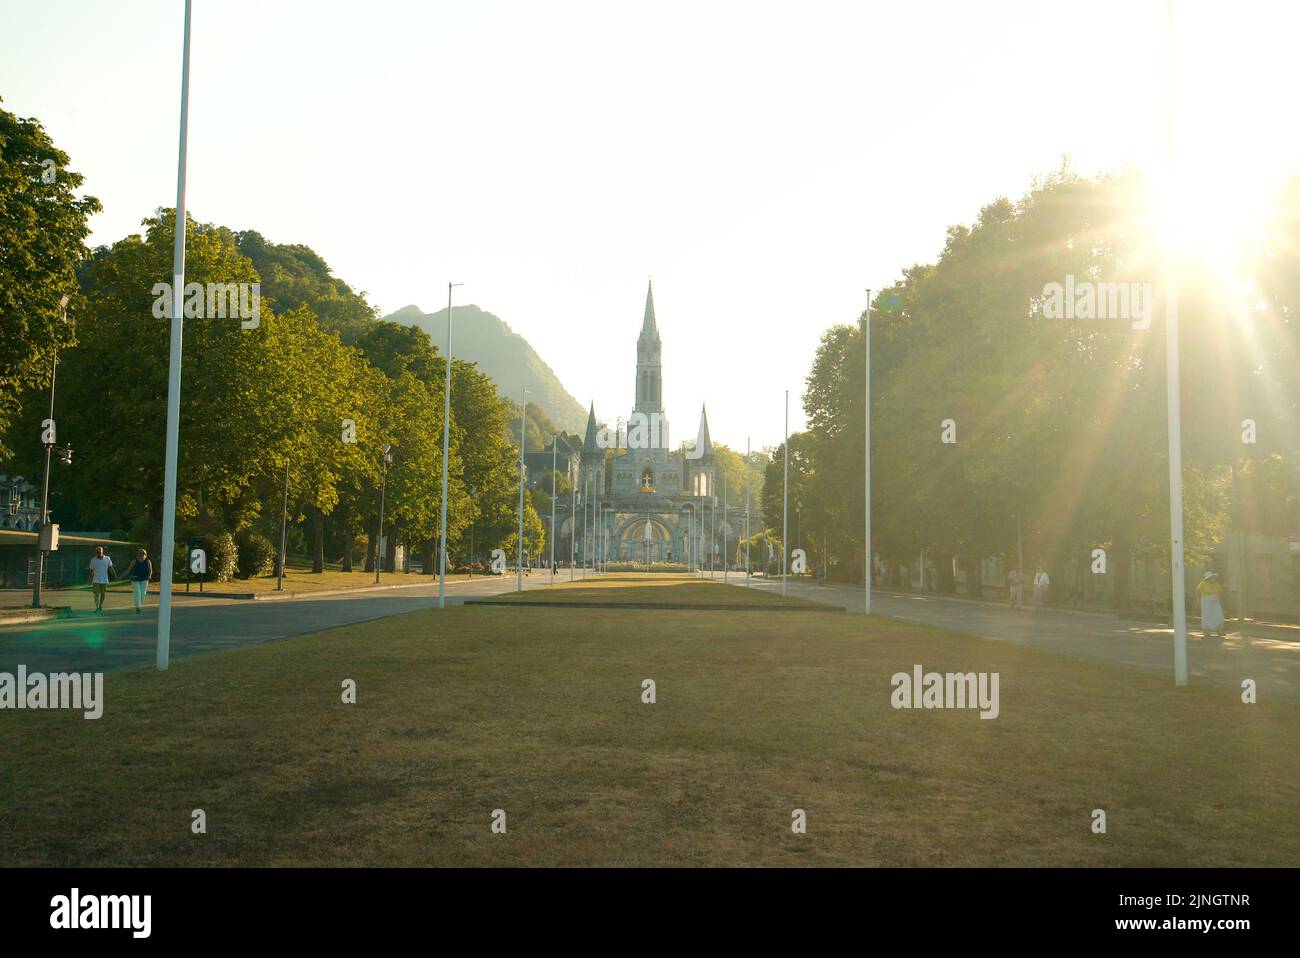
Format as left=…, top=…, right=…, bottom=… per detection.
left=86, top=546, right=115, bottom=614
left=1197, top=570, right=1225, bottom=639
left=1031, top=565, right=1050, bottom=609
left=1007, top=567, right=1023, bottom=610
left=126, top=548, right=152, bottom=613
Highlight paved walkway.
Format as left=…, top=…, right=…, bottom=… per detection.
left=0, top=571, right=596, bottom=675
left=726, top=576, right=1300, bottom=701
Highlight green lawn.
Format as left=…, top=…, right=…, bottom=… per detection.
left=483, top=572, right=825, bottom=607
left=1, top=574, right=1294, bottom=867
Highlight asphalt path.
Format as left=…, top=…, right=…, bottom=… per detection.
left=727, top=575, right=1300, bottom=700
left=0, top=570, right=594, bottom=675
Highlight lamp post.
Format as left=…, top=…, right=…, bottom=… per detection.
left=468, top=484, right=476, bottom=575
left=275, top=460, right=289, bottom=591
left=517, top=387, right=530, bottom=592
left=569, top=469, right=576, bottom=582
left=745, top=436, right=751, bottom=588
left=438, top=281, right=462, bottom=608
left=32, top=294, right=72, bottom=608
left=375, top=444, right=394, bottom=585
left=549, top=436, right=557, bottom=585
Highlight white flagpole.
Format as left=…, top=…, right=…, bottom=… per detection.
left=864, top=288, right=872, bottom=616
left=782, top=389, right=789, bottom=597
left=549, top=436, right=556, bottom=585
left=1165, top=0, right=1188, bottom=685
left=156, top=0, right=194, bottom=671
left=517, top=388, right=528, bottom=592
left=438, top=281, right=460, bottom=608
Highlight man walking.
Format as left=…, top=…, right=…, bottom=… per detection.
left=1007, top=566, right=1023, bottom=611
left=87, top=545, right=115, bottom=614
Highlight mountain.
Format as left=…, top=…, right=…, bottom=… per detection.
left=383, top=304, right=587, bottom=435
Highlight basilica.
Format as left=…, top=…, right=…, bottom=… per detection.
left=563, top=282, right=746, bottom=568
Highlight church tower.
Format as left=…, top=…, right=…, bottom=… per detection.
left=635, top=281, right=663, bottom=417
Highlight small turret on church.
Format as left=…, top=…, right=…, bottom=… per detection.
left=684, top=404, right=715, bottom=500
left=580, top=402, right=605, bottom=496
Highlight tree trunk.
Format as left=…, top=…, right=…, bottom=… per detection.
left=339, top=507, right=353, bottom=572
left=1111, top=536, right=1130, bottom=611
left=967, top=551, right=982, bottom=598
left=365, top=532, right=376, bottom=573
left=385, top=531, right=398, bottom=575
left=310, top=505, right=325, bottom=573
left=422, top=539, right=435, bottom=577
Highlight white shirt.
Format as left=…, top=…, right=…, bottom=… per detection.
left=89, top=555, right=113, bottom=584
left=1034, top=571, right=1050, bottom=588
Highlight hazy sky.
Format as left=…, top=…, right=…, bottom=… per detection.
left=3, top=0, right=1297, bottom=449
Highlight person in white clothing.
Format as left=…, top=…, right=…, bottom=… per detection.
left=87, top=546, right=115, bottom=614
left=1031, top=565, right=1050, bottom=608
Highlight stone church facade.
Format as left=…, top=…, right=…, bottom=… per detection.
left=564, top=282, right=750, bottom=568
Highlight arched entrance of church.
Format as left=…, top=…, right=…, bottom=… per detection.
left=616, top=516, right=674, bottom=565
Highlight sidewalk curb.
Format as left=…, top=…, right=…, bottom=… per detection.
left=0, top=606, right=72, bottom=626
left=170, top=578, right=481, bottom=601
left=743, top=580, right=1297, bottom=642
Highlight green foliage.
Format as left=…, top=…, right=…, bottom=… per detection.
left=236, top=230, right=376, bottom=343
left=793, top=166, right=1299, bottom=599
left=236, top=530, right=277, bottom=579
left=175, top=529, right=237, bottom=583
left=0, top=100, right=101, bottom=459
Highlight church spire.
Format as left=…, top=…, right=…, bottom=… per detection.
left=640, top=279, right=658, bottom=343
left=635, top=280, right=663, bottom=415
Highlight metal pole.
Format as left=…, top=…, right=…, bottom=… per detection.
left=782, top=389, right=789, bottom=597
left=438, top=281, right=460, bottom=608
left=1165, top=0, right=1188, bottom=685
left=1016, top=513, right=1023, bottom=581
left=276, top=461, right=288, bottom=590
left=156, top=0, right=194, bottom=671
left=745, top=436, right=751, bottom=587
left=707, top=497, right=712, bottom=578
left=31, top=349, right=57, bottom=608
left=550, top=437, right=556, bottom=585
left=723, top=476, right=728, bottom=584
left=570, top=469, right=576, bottom=581
left=517, top=388, right=528, bottom=592
left=864, top=289, right=872, bottom=615
left=375, top=464, right=387, bottom=585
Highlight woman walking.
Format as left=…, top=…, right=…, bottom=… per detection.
left=126, top=548, right=152, bottom=613
left=1197, top=570, right=1225, bottom=639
